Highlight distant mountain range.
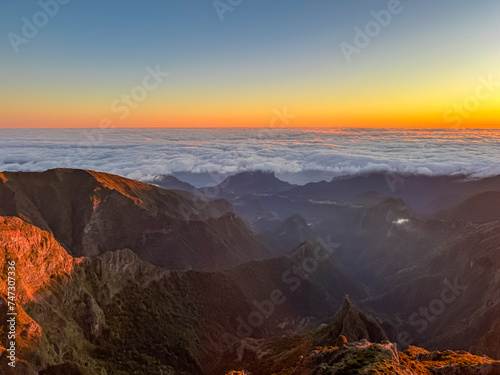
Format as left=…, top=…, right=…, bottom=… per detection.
left=1, top=169, right=500, bottom=374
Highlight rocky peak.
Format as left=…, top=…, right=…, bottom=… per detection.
left=313, top=295, right=389, bottom=346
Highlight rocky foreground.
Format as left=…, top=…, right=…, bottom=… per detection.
left=286, top=341, right=499, bottom=374
left=223, top=297, right=500, bottom=374
left=227, top=341, right=500, bottom=374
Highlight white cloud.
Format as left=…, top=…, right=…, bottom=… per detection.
left=393, top=218, right=409, bottom=225
left=0, top=128, right=499, bottom=184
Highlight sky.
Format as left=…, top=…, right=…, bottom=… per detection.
left=1, top=0, right=499, bottom=128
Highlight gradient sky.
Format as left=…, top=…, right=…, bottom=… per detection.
left=1, top=0, right=499, bottom=128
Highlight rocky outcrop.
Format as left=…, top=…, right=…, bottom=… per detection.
left=288, top=340, right=500, bottom=375
left=290, top=340, right=411, bottom=375
left=313, top=295, right=389, bottom=346
left=401, top=346, right=500, bottom=375
left=0, top=217, right=80, bottom=373
left=0, top=217, right=79, bottom=303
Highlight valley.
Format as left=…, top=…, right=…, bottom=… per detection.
left=1, top=169, right=500, bottom=374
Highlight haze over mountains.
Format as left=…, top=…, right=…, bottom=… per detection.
left=1, top=168, right=500, bottom=374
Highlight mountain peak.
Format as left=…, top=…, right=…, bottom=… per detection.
left=283, top=213, right=308, bottom=226
left=150, top=175, right=200, bottom=195
left=340, top=294, right=356, bottom=309
left=269, top=214, right=317, bottom=251
left=313, top=295, right=389, bottom=345
left=217, top=170, right=293, bottom=196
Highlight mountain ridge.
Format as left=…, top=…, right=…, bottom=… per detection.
left=0, top=169, right=277, bottom=271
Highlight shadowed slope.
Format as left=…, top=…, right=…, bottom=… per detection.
left=0, top=169, right=273, bottom=270
left=0, top=223, right=367, bottom=374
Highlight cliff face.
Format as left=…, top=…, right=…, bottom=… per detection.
left=0, top=217, right=80, bottom=374
left=0, top=216, right=78, bottom=304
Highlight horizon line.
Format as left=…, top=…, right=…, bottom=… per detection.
left=1, top=126, right=499, bottom=131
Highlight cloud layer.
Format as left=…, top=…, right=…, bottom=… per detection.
left=1, top=128, right=499, bottom=185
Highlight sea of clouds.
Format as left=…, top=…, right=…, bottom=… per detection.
left=1, top=128, right=499, bottom=186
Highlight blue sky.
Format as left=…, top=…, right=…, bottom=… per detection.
left=1, top=0, right=499, bottom=128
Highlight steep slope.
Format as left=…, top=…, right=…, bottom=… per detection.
left=214, top=295, right=387, bottom=374
left=2, top=215, right=498, bottom=374
left=0, top=216, right=80, bottom=374
left=0, top=221, right=366, bottom=374
left=267, top=214, right=318, bottom=252
left=312, top=295, right=389, bottom=346
left=3, top=170, right=500, bottom=374
left=0, top=169, right=274, bottom=271
left=311, top=197, right=455, bottom=288
left=436, top=190, right=500, bottom=223
left=200, top=173, right=457, bottom=287
left=367, top=221, right=500, bottom=360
